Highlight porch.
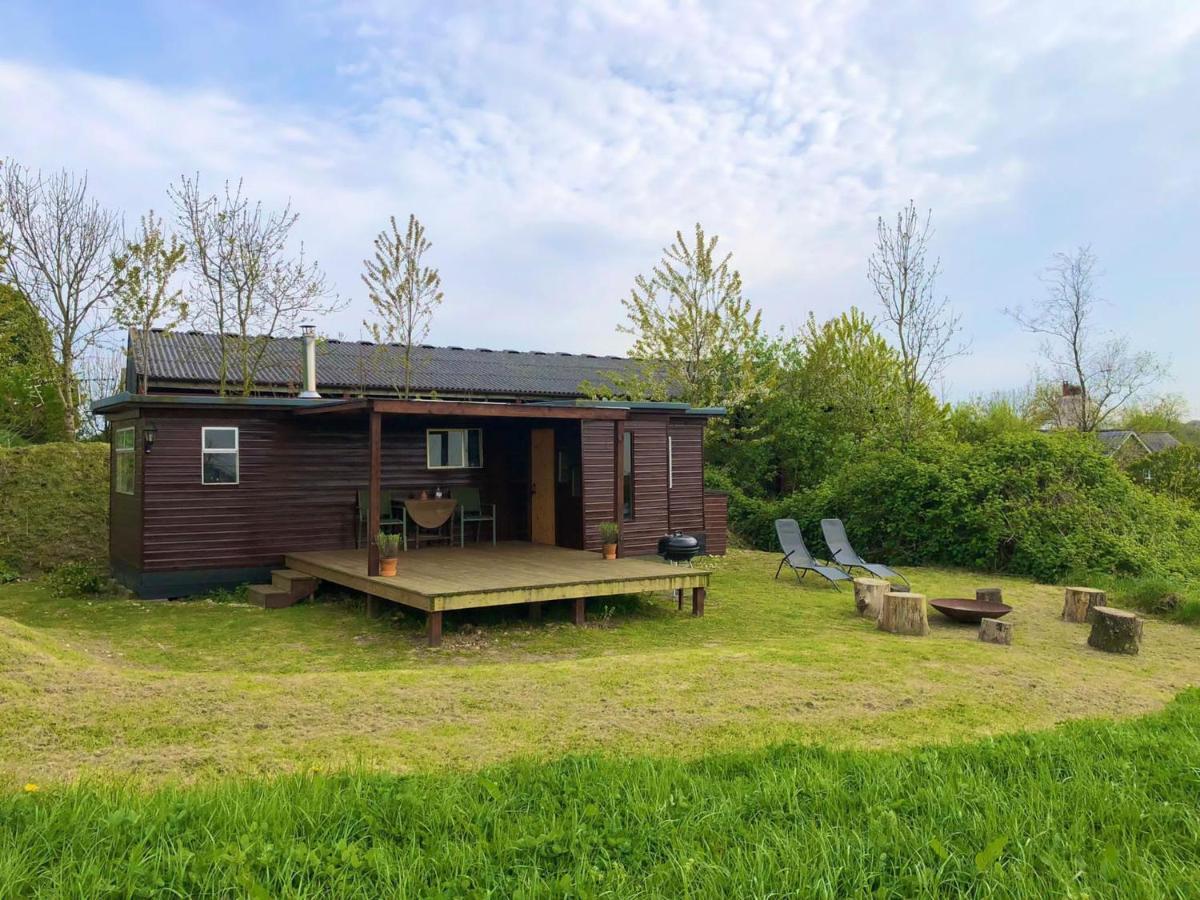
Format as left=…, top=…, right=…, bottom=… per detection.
left=285, top=542, right=709, bottom=646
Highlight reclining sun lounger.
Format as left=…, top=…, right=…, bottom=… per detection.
left=774, top=519, right=852, bottom=590
left=820, top=518, right=910, bottom=590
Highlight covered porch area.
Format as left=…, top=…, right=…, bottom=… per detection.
left=285, top=542, right=709, bottom=646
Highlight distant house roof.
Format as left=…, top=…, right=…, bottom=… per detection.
left=1096, top=430, right=1141, bottom=454
left=1139, top=431, right=1183, bottom=453
left=1096, top=429, right=1181, bottom=456
left=130, top=330, right=658, bottom=401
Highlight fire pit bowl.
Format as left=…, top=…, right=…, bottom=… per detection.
left=929, top=598, right=1012, bottom=624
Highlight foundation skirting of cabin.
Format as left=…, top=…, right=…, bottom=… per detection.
left=111, top=561, right=278, bottom=599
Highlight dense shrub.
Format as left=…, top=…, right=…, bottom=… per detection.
left=718, top=432, right=1200, bottom=583
left=0, top=443, right=109, bottom=572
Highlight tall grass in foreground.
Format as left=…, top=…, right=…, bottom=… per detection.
left=3, top=692, right=1200, bottom=898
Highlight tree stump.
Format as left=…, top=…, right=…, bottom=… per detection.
left=1062, top=586, right=1106, bottom=624
left=976, top=587, right=1003, bottom=605
left=878, top=592, right=929, bottom=636
left=853, top=577, right=891, bottom=619
left=1088, top=607, right=1143, bottom=655
left=978, top=618, right=1014, bottom=646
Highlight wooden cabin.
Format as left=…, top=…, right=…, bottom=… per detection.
left=94, top=329, right=728, bottom=644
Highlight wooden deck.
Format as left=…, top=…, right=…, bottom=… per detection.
left=284, top=543, right=709, bottom=645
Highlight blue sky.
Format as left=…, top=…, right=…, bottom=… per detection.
left=3, top=1, right=1199, bottom=411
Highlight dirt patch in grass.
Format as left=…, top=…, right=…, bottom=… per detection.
left=3, top=551, right=1200, bottom=786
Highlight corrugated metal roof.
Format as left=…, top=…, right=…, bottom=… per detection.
left=135, top=330, right=656, bottom=399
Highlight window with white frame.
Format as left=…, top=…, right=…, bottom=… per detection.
left=426, top=428, right=483, bottom=469
left=114, top=427, right=135, bottom=495
left=202, top=427, right=239, bottom=484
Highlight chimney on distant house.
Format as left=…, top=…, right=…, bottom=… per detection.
left=299, top=324, right=321, bottom=399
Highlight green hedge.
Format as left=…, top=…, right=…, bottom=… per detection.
left=0, top=443, right=109, bottom=572
left=714, top=432, right=1200, bottom=583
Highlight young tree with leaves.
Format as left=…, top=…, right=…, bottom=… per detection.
left=170, top=175, right=340, bottom=396
left=0, top=284, right=66, bottom=443
left=361, top=214, right=443, bottom=398
left=868, top=201, right=964, bottom=438
left=1007, top=246, right=1166, bottom=432
left=112, top=211, right=188, bottom=394
left=0, top=161, right=122, bottom=439
left=618, top=223, right=763, bottom=408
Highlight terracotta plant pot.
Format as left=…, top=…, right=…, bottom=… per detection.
left=602, top=543, right=617, bottom=560
left=380, top=557, right=398, bottom=577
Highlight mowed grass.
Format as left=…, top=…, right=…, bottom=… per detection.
left=3, top=692, right=1200, bottom=897
left=2, top=550, right=1200, bottom=787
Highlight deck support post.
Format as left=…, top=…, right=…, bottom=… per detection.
left=676, top=588, right=683, bottom=610
left=368, top=409, right=382, bottom=577
left=692, top=586, right=706, bottom=617
left=427, top=610, right=443, bottom=647
left=366, top=595, right=384, bottom=618
left=572, top=597, right=586, bottom=626
left=528, top=602, right=542, bottom=623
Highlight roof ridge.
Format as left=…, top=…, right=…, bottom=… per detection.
left=144, top=328, right=635, bottom=361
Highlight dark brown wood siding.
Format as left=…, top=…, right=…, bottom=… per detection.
left=108, top=411, right=143, bottom=572
left=621, top=415, right=669, bottom=554
left=580, top=419, right=616, bottom=551
left=703, top=492, right=728, bottom=555
left=667, top=418, right=705, bottom=535
left=139, top=410, right=540, bottom=573
left=581, top=413, right=700, bottom=556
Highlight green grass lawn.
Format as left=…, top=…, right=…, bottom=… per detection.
left=3, top=692, right=1200, bottom=897
left=2, top=550, right=1199, bottom=787
left=4, top=551, right=1200, bottom=895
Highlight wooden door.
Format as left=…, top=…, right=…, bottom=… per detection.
left=530, top=428, right=556, bottom=544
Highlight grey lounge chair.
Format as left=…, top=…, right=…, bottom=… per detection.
left=774, top=519, right=852, bottom=590
left=820, top=518, right=909, bottom=590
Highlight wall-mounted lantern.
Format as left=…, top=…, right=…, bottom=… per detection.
left=143, top=423, right=157, bottom=453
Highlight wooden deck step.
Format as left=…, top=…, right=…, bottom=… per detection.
left=249, top=570, right=319, bottom=610
left=247, top=584, right=295, bottom=609
left=271, top=568, right=319, bottom=600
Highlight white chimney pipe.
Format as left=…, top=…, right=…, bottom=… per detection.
left=299, top=324, right=321, bottom=398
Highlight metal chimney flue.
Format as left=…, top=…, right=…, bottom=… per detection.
left=299, top=324, right=321, bottom=398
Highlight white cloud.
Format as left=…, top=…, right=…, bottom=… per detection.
left=1, top=0, right=1198, bottom=404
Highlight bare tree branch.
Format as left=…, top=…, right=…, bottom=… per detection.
left=868, top=201, right=965, bottom=436
left=1006, top=246, right=1167, bottom=431
left=170, top=175, right=343, bottom=396
left=0, top=160, right=122, bottom=439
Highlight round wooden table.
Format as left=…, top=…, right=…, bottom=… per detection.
left=404, top=499, right=458, bottom=547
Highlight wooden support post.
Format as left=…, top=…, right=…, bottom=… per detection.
left=366, top=595, right=384, bottom=618
left=572, top=597, right=586, bottom=626
left=367, top=409, right=382, bottom=577
left=692, top=586, right=706, bottom=617
left=979, top=617, right=1014, bottom=645
left=528, top=602, right=542, bottom=623
left=1088, top=607, right=1142, bottom=655
left=1062, top=586, right=1106, bottom=623
left=676, top=588, right=684, bottom=610
left=427, top=610, right=443, bottom=647
left=853, top=577, right=890, bottom=619
left=878, top=591, right=930, bottom=636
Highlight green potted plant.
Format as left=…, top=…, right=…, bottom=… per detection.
left=376, top=531, right=402, bottom=576
left=598, top=521, right=620, bottom=560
